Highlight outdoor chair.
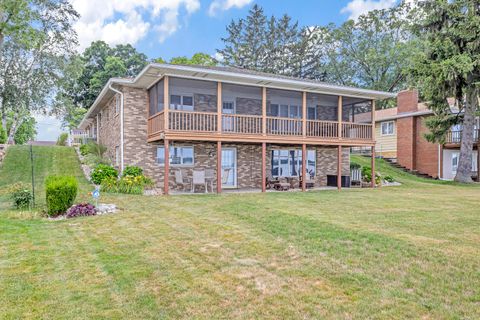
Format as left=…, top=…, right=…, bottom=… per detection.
left=174, top=170, right=191, bottom=191
left=192, top=170, right=207, bottom=193
left=300, top=173, right=315, bottom=189
left=221, top=168, right=231, bottom=186
left=205, top=168, right=215, bottom=193
left=265, top=172, right=279, bottom=190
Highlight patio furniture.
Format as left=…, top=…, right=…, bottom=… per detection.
left=174, top=170, right=191, bottom=191
left=274, top=177, right=290, bottom=191
left=205, top=169, right=215, bottom=193
left=192, top=170, right=207, bottom=193
left=265, top=172, right=280, bottom=190
left=299, top=174, right=315, bottom=189
left=221, top=168, right=231, bottom=186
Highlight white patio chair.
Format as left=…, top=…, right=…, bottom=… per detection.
left=174, top=170, right=191, bottom=192
left=205, top=168, right=215, bottom=193
left=192, top=170, right=207, bottom=193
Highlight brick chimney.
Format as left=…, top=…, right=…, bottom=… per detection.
left=396, top=89, right=419, bottom=170
left=397, top=89, right=419, bottom=114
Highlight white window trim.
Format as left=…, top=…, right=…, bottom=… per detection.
left=269, top=103, right=302, bottom=119
left=381, top=121, right=395, bottom=136
left=156, top=145, right=195, bottom=167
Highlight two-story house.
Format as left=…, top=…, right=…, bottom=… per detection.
left=356, top=90, right=479, bottom=180
left=78, top=64, right=394, bottom=194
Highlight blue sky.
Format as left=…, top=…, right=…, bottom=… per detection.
left=37, top=0, right=400, bottom=141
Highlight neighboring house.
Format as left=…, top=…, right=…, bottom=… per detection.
left=357, top=90, right=479, bottom=181
left=78, top=64, right=394, bottom=194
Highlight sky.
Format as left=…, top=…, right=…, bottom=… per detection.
left=37, top=0, right=402, bottom=141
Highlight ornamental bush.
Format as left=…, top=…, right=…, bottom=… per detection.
left=90, top=164, right=118, bottom=185
left=10, top=183, right=33, bottom=209
left=122, top=165, right=143, bottom=177
left=361, top=166, right=381, bottom=185
left=79, top=144, right=89, bottom=156
left=101, top=174, right=153, bottom=195
left=56, top=133, right=68, bottom=146
left=384, top=175, right=395, bottom=183
left=66, top=203, right=97, bottom=218
left=45, top=176, right=78, bottom=216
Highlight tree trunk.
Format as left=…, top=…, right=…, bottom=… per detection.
left=454, top=86, right=477, bottom=183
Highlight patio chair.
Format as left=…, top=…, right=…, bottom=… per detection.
left=174, top=170, right=191, bottom=191
left=221, top=168, right=231, bottom=186
left=205, top=168, right=215, bottom=193
left=265, top=172, right=279, bottom=190
left=192, top=170, right=207, bottom=193
left=300, top=173, right=315, bottom=189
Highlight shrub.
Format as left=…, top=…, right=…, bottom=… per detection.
left=45, top=176, right=78, bottom=216
left=350, top=161, right=361, bottom=170
left=56, top=133, right=68, bottom=146
left=90, top=164, right=118, bottom=185
left=86, top=142, right=107, bottom=158
left=101, top=174, right=153, bottom=194
left=79, top=144, right=89, bottom=156
left=0, top=125, right=7, bottom=144
left=122, top=165, right=143, bottom=177
left=361, top=166, right=381, bottom=185
left=10, top=183, right=33, bottom=209
left=384, top=175, right=395, bottom=183
left=66, top=203, right=97, bottom=218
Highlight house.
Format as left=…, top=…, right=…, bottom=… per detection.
left=78, top=64, right=394, bottom=194
left=356, top=90, right=479, bottom=181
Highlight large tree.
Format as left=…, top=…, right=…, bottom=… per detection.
left=410, top=0, right=480, bottom=183
left=0, top=0, right=78, bottom=143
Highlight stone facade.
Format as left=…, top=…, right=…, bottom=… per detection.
left=94, top=85, right=351, bottom=193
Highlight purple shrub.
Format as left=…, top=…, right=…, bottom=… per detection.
left=66, top=203, right=97, bottom=218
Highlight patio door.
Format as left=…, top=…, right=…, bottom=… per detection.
left=222, top=148, right=237, bottom=188
left=222, top=102, right=235, bottom=132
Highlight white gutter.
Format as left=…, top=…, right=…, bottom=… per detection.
left=438, top=144, right=441, bottom=179
left=108, top=84, right=124, bottom=173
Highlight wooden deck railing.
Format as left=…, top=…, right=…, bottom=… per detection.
left=306, top=120, right=338, bottom=138
left=148, top=111, right=165, bottom=136
left=169, top=110, right=217, bottom=132
left=147, top=110, right=374, bottom=142
left=266, top=117, right=303, bottom=136
left=222, top=114, right=262, bottom=135
left=445, top=129, right=479, bottom=144
left=342, top=123, right=372, bottom=140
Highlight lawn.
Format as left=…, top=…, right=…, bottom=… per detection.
left=0, top=147, right=479, bottom=319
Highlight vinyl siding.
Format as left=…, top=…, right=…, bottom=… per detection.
left=375, top=120, right=397, bottom=158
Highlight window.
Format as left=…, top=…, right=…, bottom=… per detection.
left=268, top=104, right=302, bottom=118
left=115, top=94, right=120, bottom=114
left=156, top=146, right=194, bottom=166
left=307, top=106, right=317, bottom=120
left=271, top=149, right=316, bottom=177
left=381, top=121, right=394, bottom=136
left=115, top=146, right=120, bottom=166
left=170, top=95, right=194, bottom=111
left=452, top=152, right=459, bottom=173
left=452, top=152, right=478, bottom=173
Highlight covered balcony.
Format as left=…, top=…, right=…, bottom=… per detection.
left=147, top=76, right=375, bottom=145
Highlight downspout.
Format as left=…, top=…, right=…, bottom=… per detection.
left=108, top=84, right=124, bottom=173
left=438, top=144, right=441, bottom=179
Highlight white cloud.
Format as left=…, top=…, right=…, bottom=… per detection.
left=208, top=0, right=253, bottom=16
left=341, top=0, right=397, bottom=20
left=71, top=0, right=201, bottom=51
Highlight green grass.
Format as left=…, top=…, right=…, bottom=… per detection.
left=1, top=147, right=479, bottom=319
left=0, top=145, right=90, bottom=210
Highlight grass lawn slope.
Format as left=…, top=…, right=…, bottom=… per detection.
left=0, top=147, right=479, bottom=319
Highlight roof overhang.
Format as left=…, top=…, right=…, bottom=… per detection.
left=79, top=63, right=397, bottom=129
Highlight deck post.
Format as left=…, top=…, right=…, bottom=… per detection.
left=338, top=96, right=343, bottom=139
left=337, top=145, right=342, bottom=190
left=217, top=141, right=222, bottom=194
left=371, top=99, right=376, bottom=141
left=164, top=139, right=169, bottom=195
left=164, top=76, right=169, bottom=131
left=477, top=146, right=480, bottom=182
left=302, top=92, right=307, bottom=138
left=217, top=82, right=222, bottom=134
left=262, top=142, right=266, bottom=192
left=262, top=87, right=267, bottom=136
left=371, top=146, right=376, bottom=188
left=302, top=144, right=307, bottom=191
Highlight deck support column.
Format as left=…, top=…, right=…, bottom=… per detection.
left=371, top=146, right=376, bottom=188
left=262, top=87, right=267, bottom=136
left=477, top=146, right=480, bottom=182
left=262, top=142, right=266, bottom=192
left=164, top=139, right=169, bottom=195
left=217, top=141, right=222, bottom=194
left=337, top=145, right=342, bottom=191
left=302, top=144, right=307, bottom=192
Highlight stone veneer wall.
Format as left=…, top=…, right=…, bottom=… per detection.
left=97, top=85, right=351, bottom=192
left=97, top=94, right=120, bottom=165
